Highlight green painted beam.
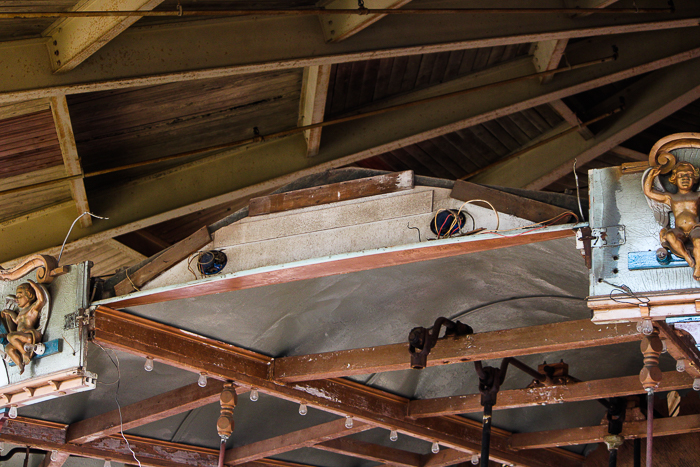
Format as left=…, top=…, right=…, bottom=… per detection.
left=1, top=1, right=700, bottom=102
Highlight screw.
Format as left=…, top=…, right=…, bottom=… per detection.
left=53, top=40, right=57, bottom=46
left=54, top=50, right=59, bottom=56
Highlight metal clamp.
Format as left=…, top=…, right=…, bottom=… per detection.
left=408, top=317, right=472, bottom=369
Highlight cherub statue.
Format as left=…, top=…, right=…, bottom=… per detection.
left=0, top=281, right=50, bottom=374
left=643, top=159, right=700, bottom=280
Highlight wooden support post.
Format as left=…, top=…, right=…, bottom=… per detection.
left=299, top=65, right=331, bottom=156
left=49, top=95, right=91, bottom=228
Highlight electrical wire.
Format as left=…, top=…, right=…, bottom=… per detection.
left=449, top=294, right=585, bottom=322
left=95, top=343, right=142, bottom=467
left=57, top=212, right=109, bottom=264
left=600, top=279, right=650, bottom=306
left=573, top=159, right=586, bottom=222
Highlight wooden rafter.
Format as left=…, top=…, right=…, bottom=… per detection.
left=89, top=306, right=582, bottom=467
left=299, top=65, right=332, bottom=157
left=66, top=380, right=227, bottom=444
left=273, top=319, right=639, bottom=382
left=511, top=413, right=700, bottom=450
left=317, top=0, right=412, bottom=42
left=408, top=371, right=694, bottom=418
left=314, top=438, right=422, bottom=467
left=225, top=419, right=372, bottom=465
left=657, top=322, right=700, bottom=378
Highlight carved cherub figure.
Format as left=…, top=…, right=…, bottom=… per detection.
left=643, top=161, right=700, bottom=279
left=1, top=281, right=46, bottom=374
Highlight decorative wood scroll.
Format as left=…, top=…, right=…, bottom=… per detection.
left=0, top=255, right=59, bottom=284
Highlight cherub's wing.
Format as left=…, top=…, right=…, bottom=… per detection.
left=37, top=284, right=51, bottom=338
left=642, top=168, right=671, bottom=227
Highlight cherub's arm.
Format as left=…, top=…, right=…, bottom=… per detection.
left=644, top=166, right=671, bottom=204
left=1, top=309, right=17, bottom=323
left=27, top=280, right=44, bottom=311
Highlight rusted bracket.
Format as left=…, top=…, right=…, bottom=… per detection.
left=408, top=317, right=472, bottom=369
left=575, top=227, right=595, bottom=269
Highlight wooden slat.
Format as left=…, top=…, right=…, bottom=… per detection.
left=113, top=226, right=211, bottom=296
left=315, top=438, right=422, bottom=467
left=450, top=180, right=574, bottom=224
left=299, top=65, right=332, bottom=157
left=0, top=98, right=51, bottom=120
left=66, top=380, right=226, bottom=444
left=248, top=171, right=414, bottom=216
left=408, top=371, right=694, bottom=418
left=224, top=419, right=372, bottom=465
left=511, top=413, right=700, bottom=450
left=272, top=320, right=639, bottom=383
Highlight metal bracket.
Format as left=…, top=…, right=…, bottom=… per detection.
left=591, top=225, right=626, bottom=248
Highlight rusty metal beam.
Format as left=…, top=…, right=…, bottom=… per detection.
left=90, top=306, right=583, bottom=467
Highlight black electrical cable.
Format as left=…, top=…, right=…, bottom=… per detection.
left=0, top=448, right=46, bottom=462
left=449, top=294, right=585, bottom=321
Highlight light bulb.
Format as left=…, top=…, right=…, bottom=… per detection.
left=198, top=373, right=207, bottom=387
left=677, top=359, right=686, bottom=372
left=250, top=388, right=259, bottom=401
left=299, top=403, right=308, bottom=416
left=431, top=442, right=440, bottom=454
left=694, top=378, right=700, bottom=391
left=8, top=405, right=17, bottom=419
left=661, top=340, right=667, bottom=353
left=51, top=451, right=58, bottom=461
left=389, top=429, right=398, bottom=442
left=471, top=454, right=479, bottom=465
left=345, top=416, right=353, bottom=429
left=144, top=356, right=154, bottom=372
left=641, top=319, right=654, bottom=336
left=104, top=460, right=111, bottom=467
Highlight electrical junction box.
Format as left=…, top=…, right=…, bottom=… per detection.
left=585, top=133, right=700, bottom=335
left=0, top=257, right=95, bottom=409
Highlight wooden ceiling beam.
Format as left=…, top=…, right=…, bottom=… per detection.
left=298, top=65, right=332, bottom=157
left=510, top=413, right=700, bottom=450
left=317, top=0, right=412, bottom=43
left=0, top=98, right=51, bottom=120
left=549, top=100, right=595, bottom=140
left=2, top=4, right=700, bottom=102
left=657, top=322, right=700, bottom=379
left=224, top=419, right=372, bottom=465
left=90, top=306, right=583, bottom=467
left=5, top=27, right=699, bottom=264
left=273, top=319, right=639, bottom=383
left=42, top=0, right=166, bottom=73
left=408, top=371, right=694, bottom=418
left=49, top=95, right=91, bottom=228
left=471, top=58, right=700, bottom=190
left=1, top=417, right=219, bottom=467
left=314, top=437, right=422, bottom=467
left=66, top=380, right=227, bottom=444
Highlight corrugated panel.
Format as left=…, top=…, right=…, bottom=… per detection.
left=0, top=1, right=75, bottom=41
left=0, top=110, right=64, bottom=179
left=68, top=69, right=302, bottom=187
left=357, top=104, right=564, bottom=179
left=325, top=44, right=531, bottom=118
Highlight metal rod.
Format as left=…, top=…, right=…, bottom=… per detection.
left=634, top=438, right=641, bottom=467
left=480, top=403, right=492, bottom=467
left=504, top=357, right=546, bottom=382
left=609, top=448, right=618, bottom=467
left=0, top=7, right=675, bottom=19
left=0, top=51, right=616, bottom=198
left=218, top=439, right=226, bottom=467
left=460, top=105, right=624, bottom=181
left=646, top=391, right=654, bottom=467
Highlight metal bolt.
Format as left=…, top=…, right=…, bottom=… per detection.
left=54, top=50, right=59, bottom=56
left=53, top=40, right=57, bottom=46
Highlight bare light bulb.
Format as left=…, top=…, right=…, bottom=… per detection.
left=250, top=388, right=259, bottom=402
left=694, top=378, right=700, bottom=391
left=104, top=460, right=112, bottom=467
left=144, top=356, right=154, bottom=372
left=389, top=429, right=398, bottom=442
left=51, top=451, right=58, bottom=461
left=345, top=416, right=354, bottom=429
left=299, top=403, right=308, bottom=416
left=640, top=319, right=654, bottom=336
left=8, top=406, right=17, bottom=419
left=677, top=359, right=686, bottom=373
left=661, top=340, right=667, bottom=353
left=431, top=442, right=440, bottom=454
left=198, top=373, right=207, bottom=388
left=471, top=454, right=479, bottom=465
